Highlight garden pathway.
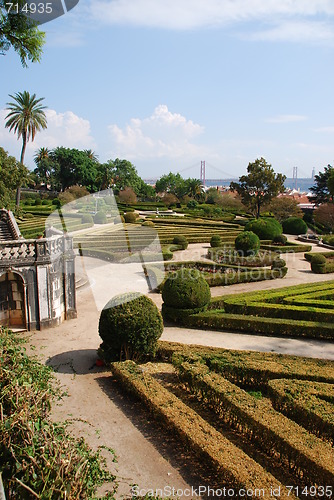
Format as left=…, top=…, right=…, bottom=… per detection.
left=25, top=237, right=334, bottom=497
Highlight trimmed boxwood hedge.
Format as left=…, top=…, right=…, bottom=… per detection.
left=172, top=235, right=188, bottom=249
left=162, top=269, right=211, bottom=310
left=235, top=231, right=260, bottom=256
left=282, top=217, right=308, bottom=235
left=98, top=292, right=163, bottom=362
left=245, top=218, right=282, bottom=240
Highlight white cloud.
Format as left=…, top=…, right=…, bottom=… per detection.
left=90, top=0, right=334, bottom=31
left=108, top=104, right=206, bottom=160
left=265, top=114, right=308, bottom=124
left=0, top=109, right=96, bottom=167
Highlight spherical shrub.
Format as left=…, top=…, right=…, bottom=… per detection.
left=94, top=211, right=107, bottom=224
left=173, top=235, right=188, bottom=249
left=271, top=257, right=286, bottom=269
left=124, top=212, right=137, bottom=223
left=235, top=231, right=260, bottom=256
left=162, top=268, right=211, bottom=310
left=282, top=217, right=308, bottom=235
left=142, top=220, right=154, bottom=227
left=245, top=218, right=282, bottom=240
left=114, top=215, right=125, bottom=224
left=272, top=234, right=287, bottom=245
left=311, top=254, right=327, bottom=265
left=98, top=292, right=163, bottom=362
left=311, top=254, right=327, bottom=273
left=210, top=235, right=222, bottom=247
left=52, top=198, right=61, bottom=208
left=81, top=214, right=94, bottom=225
left=34, top=197, right=42, bottom=206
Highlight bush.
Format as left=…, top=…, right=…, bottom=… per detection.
left=173, top=235, right=188, bottom=249
left=187, top=200, right=198, bottom=209
left=81, top=214, right=94, bottom=225
left=94, top=211, right=107, bottom=224
left=124, top=212, right=137, bottom=223
left=34, top=197, right=42, bottom=206
left=272, top=234, right=287, bottom=245
left=142, top=220, right=155, bottom=227
left=114, top=215, right=125, bottom=224
left=52, top=198, right=61, bottom=208
left=311, top=254, right=327, bottom=274
left=282, top=217, right=308, bottom=235
left=210, top=235, right=222, bottom=247
left=271, top=258, right=286, bottom=270
left=162, top=269, right=211, bottom=311
left=235, top=231, right=260, bottom=256
left=322, top=235, right=334, bottom=247
left=98, top=292, right=163, bottom=362
left=245, top=218, right=282, bottom=240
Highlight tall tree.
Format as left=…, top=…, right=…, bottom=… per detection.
left=0, top=0, right=45, bottom=66
left=230, top=157, right=286, bottom=218
left=50, top=147, right=98, bottom=192
left=0, top=147, right=29, bottom=208
left=5, top=91, right=47, bottom=205
left=309, top=165, right=334, bottom=205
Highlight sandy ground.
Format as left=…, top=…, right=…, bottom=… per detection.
left=24, top=237, right=334, bottom=497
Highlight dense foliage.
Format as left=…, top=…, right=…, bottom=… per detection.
left=230, top=158, right=286, bottom=218
left=234, top=231, right=260, bottom=256
left=162, top=269, right=211, bottom=310
left=282, top=217, right=307, bottom=235
left=173, top=235, right=188, bottom=249
left=0, top=327, right=116, bottom=498
left=210, top=235, right=222, bottom=247
left=99, top=292, right=163, bottom=362
left=245, top=217, right=283, bottom=240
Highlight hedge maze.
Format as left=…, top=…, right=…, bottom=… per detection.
left=173, top=281, right=334, bottom=341
left=111, top=343, right=334, bottom=498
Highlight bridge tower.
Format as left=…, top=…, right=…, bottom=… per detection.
left=200, top=161, right=206, bottom=186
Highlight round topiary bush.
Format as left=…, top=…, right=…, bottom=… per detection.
left=162, top=268, right=210, bottom=311
left=311, top=254, right=327, bottom=273
left=235, top=231, right=260, bottom=256
left=114, top=215, right=125, bottom=224
left=98, top=292, right=163, bottom=362
left=210, top=235, right=222, bottom=247
left=282, top=217, right=308, bottom=235
left=271, top=257, right=286, bottom=269
left=81, top=214, right=94, bottom=225
left=172, top=235, right=188, bottom=249
left=94, top=211, right=107, bottom=224
left=34, top=197, right=42, bottom=206
left=52, top=198, right=61, bottom=208
left=245, top=218, right=282, bottom=240
left=142, top=220, right=154, bottom=227
left=124, top=212, right=137, bottom=223
left=272, top=234, right=287, bottom=245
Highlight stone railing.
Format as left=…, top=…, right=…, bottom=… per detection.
left=0, top=235, right=69, bottom=265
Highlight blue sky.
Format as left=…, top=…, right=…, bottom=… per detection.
left=1, top=0, right=334, bottom=180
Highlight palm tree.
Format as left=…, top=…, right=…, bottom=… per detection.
left=5, top=91, right=47, bottom=206
left=186, top=178, right=204, bottom=200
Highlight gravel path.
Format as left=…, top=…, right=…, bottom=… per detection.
left=25, top=236, right=334, bottom=496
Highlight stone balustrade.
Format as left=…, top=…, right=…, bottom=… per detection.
left=0, top=235, right=69, bottom=265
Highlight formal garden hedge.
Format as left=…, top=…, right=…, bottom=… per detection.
left=111, top=361, right=294, bottom=498
left=146, top=259, right=287, bottom=292
left=110, top=342, right=334, bottom=496
left=303, top=252, right=334, bottom=274
left=164, top=281, right=334, bottom=341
